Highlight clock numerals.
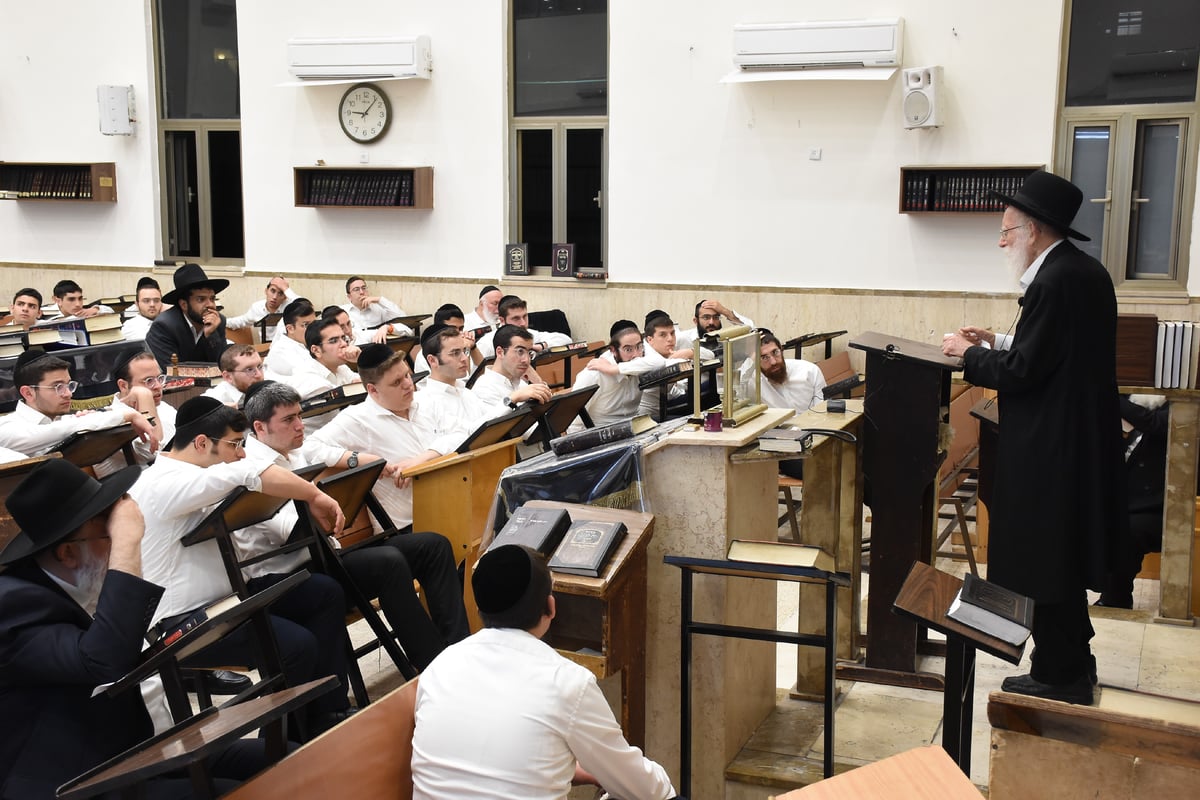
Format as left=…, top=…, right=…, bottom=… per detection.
left=339, top=83, right=391, bottom=143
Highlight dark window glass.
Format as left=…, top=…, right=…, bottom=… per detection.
left=517, top=130, right=553, bottom=265
left=566, top=129, right=603, bottom=268
left=157, top=0, right=241, bottom=119
left=1065, top=1, right=1200, bottom=106
left=208, top=131, right=244, bottom=259
left=514, top=0, right=607, bottom=116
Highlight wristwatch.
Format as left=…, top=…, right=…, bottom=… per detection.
left=347, top=451, right=359, bottom=468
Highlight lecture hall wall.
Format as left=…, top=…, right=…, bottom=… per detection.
left=1, top=1, right=1199, bottom=343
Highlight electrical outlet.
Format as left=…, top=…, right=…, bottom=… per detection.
left=809, top=147, right=823, bottom=161
left=359, top=152, right=370, bottom=164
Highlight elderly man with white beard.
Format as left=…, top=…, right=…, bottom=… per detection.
left=942, top=170, right=1124, bottom=705
left=0, top=460, right=273, bottom=798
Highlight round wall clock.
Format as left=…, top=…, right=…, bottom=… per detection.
left=338, top=82, right=392, bottom=143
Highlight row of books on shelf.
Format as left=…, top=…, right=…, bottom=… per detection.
left=301, top=172, right=415, bottom=206
left=902, top=170, right=1030, bottom=213
left=0, top=313, right=125, bottom=357
left=1153, top=320, right=1200, bottom=389
left=1, top=167, right=96, bottom=200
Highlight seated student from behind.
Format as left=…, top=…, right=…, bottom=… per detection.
left=411, top=544, right=677, bottom=800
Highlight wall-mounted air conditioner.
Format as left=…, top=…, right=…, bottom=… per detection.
left=732, top=18, right=903, bottom=71
left=287, top=36, right=431, bottom=81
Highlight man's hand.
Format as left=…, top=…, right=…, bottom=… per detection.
left=512, top=383, right=553, bottom=404
left=342, top=343, right=361, bottom=363
left=371, top=327, right=390, bottom=344
left=587, top=358, right=618, bottom=375
left=125, top=411, right=160, bottom=453
left=701, top=299, right=736, bottom=321
left=572, top=764, right=599, bottom=786
left=957, top=326, right=995, bottom=348
left=670, top=348, right=694, bottom=360
left=309, top=490, right=346, bottom=535
left=391, top=451, right=441, bottom=489
left=107, top=496, right=145, bottom=575
left=942, top=333, right=974, bottom=358
left=79, top=306, right=102, bottom=319
left=201, top=308, right=222, bottom=336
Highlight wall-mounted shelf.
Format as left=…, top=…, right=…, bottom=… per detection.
left=0, top=162, right=117, bottom=202
left=899, top=165, right=1042, bottom=214
left=293, top=166, right=433, bottom=209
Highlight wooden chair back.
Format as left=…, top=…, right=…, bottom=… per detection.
left=0, top=453, right=61, bottom=555
left=225, top=677, right=418, bottom=800
left=312, top=459, right=391, bottom=547
left=226, top=326, right=253, bottom=346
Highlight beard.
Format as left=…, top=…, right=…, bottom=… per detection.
left=482, top=308, right=499, bottom=325
left=1005, top=229, right=1036, bottom=281
left=761, top=361, right=786, bottom=383
left=73, top=548, right=109, bottom=615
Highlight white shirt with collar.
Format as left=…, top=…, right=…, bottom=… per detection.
left=121, top=314, right=154, bottom=341
left=416, top=378, right=507, bottom=440
left=749, top=359, right=827, bottom=413
left=475, top=328, right=573, bottom=359
left=128, top=455, right=270, bottom=626
left=92, top=399, right=177, bottom=478
left=286, top=358, right=362, bottom=433
left=412, top=627, right=676, bottom=800
left=461, top=310, right=495, bottom=333
left=225, top=287, right=299, bottom=332
left=313, top=395, right=460, bottom=530
left=569, top=351, right=642, bottom=429
left=231, top=436, right=344, bottom=580
left=202, top=380, right=246, bottom=407
left=0, top=401, right=130, bottom=457
left=263, top=334, right=311, bottom=378
left=992, top=238, right=1064, bottom=352
left=631, top=348, right=689, bottom=419
left=469, top=369, right=525, bottom=408
left=341, top=297, right=411, bottom=337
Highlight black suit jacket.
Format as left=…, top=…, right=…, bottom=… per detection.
left=963, top=240, right=1126, bottom=602
left=0, top=564, right=163, bottom=799
left=145, top=305, right=228, bottom=371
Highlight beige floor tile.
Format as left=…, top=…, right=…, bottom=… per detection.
left=807, top=684, right=942, bottom=763
left=1138, top=623, right=1200, bottom=700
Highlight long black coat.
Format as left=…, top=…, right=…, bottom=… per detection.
left=0, top=564, right=162, bottom=799
left=145, top=304, right=228, bottom=371
left=964, top=240, right=1126, bottom=603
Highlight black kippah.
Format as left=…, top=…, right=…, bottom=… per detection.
left=112, top=349, right=151, bottom=382
left=15, top=348, right=52, bottom=373
left=420, top=323, right=451, bottom=349
left=357, top=343, right=393, bottom=371
left=472, top=544, right=534, bottom=614
left=609, top=319, right=638, bottom=339
left=479, top=285, right=500, bottom=298
left=644, top=309, right=670, bottom=327
left=240, top=379, right=276, bottom=407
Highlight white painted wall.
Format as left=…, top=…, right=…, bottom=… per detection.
left=2, top=1, right=1197, bottom=296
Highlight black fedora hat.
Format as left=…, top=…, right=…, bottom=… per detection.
left=162, top=263, right=230, bottom=305
left=0, top=460, right=142, bottom=565
left=990, top=170, right=1090, bottom=241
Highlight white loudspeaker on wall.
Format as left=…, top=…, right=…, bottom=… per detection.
left=902, top=65, right=943, bottom=129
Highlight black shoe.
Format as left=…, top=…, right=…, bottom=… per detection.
left=1093, top=596, right=1133, bottom=609
left=1001, top=673, right=1094, bottom=705
left=309, top=708, right=358, bottom=738
left=182, top=669, right=252, bottom=696
left=1088, top=654, right=1098, bottom=686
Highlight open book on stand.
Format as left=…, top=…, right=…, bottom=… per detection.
left=946, top=572, right=1033, bottom=646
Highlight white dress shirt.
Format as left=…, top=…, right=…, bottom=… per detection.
left=121, top=314, right=154, bottom=341
left=416, top=378, right=507, bottom=440
left=569, top=351, right=642, bottom=428
left=412, top=627, right=675, bottom=800
left=263, top=334, right=311, bottom=378
left=225, top=287, right=299, bottom=332
left=469, top=369, right=523, bottom=408
left=461, top=310, right=495, bottom=333
left=627, top=348, right=689, bottom=419
left=202, top=380, right=245, bottom=406
left=749, top=359, right=827, bottom=413
left=286, top=359, right=361, bottom=433
left=93, top=399, right=177, bottom=478
left=341, top=297, right=411, bottom=337
left=0, top=401, right=130, bottom=457
left=676, top=309, right=755, bottom=351
left=313, top=395, right=459, bottom=530
left=128, top=456, right=269, bottom=626
left=231, top=436, right=344, bottom=579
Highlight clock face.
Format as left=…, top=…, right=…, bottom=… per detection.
left=339, top=83, right=391, bottom=143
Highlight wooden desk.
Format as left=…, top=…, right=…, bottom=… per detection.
left=892, top=562, right=1023, bottom=775
left=773, top=745, right=982, bottom=799
left=522, top=500, right=655, bottom=750
left=58, top=678, right=337, bottom=800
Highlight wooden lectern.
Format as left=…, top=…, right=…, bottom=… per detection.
left=843, top=331, right=962, bottom=688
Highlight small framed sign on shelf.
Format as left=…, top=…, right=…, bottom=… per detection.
left=504, top=243, right=529, bottom=276
left=551, top=243, right=574, bottom=277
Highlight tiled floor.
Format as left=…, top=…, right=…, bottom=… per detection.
left=745, top=555, right=1200, bottom=795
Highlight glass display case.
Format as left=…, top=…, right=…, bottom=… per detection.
left=692, top=325, right=767, bottom=426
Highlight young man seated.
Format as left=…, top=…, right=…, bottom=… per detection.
left=415, top=325, right=506, bottom=440
left=475, top=295, right=573, bottom=358
left=342, top=276, right=411, bottom=343
left=225, top=275, right=296, bottom=341
left=203, top=344, right=266, bottom=406
left=263, top=298, right=317, bottom=378
left=94, top=350, right=178, bottom=476
left=239, top=381, right=469, bottom=670
left=411, top=545, right=676, bottom=800
left=47, top=279, right=113, bottom=320
left=9, top=288, right=43, bottom=329
left=287, top=316, right=363, bottom=432
left=0, top=350, right=156, bottom=458
left=121, top=277, right=163, bottom=341
left=571, top=319, right=651, bottom=428
left=470, top=324, right=554, bottom=409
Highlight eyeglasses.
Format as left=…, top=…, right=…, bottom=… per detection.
left=761, top=348, right=785, bottom=362
left=323, top=336, right=346, bottom=347
left=502, top=346, right=532, bottom=358
left=444, top=348, right=470, bottom=359
left=64, top=534, right=111, bottom=544
left=217, top=437, right=248, bottom=452
left=348, top=284, right=369, bottom=294
left=140, top=374, right=168, bottom=388
left=618, top=343, right=645, bottom=355
left=232, top=364, right=263, bottom=377
left=999, top=223, right=1028, bottom=239
left=698, top=313, right=722, bottom=323
left=33, top=381, right=79, bottom=397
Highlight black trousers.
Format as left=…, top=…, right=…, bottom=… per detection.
left=1029, top=588, right=1095, bottom=684
left=340, top=530, right=470, bottom=670
left=1100, top=509, right=1162, bottom=604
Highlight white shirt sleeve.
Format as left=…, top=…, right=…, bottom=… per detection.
left=0, top=405, right=130, bottom=457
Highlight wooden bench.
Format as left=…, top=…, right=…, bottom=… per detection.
left=224, top=677, right=418, bottom=800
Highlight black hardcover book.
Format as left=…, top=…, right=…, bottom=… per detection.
left=637, top=362, right=687, bottom=389
left=549, top=415, right=656, bottom=456
left=487, top=505, right=572, bottom=556
left=946, top=572, right=1034, bottom=646
left=547, top=519, right=627, bottom=578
